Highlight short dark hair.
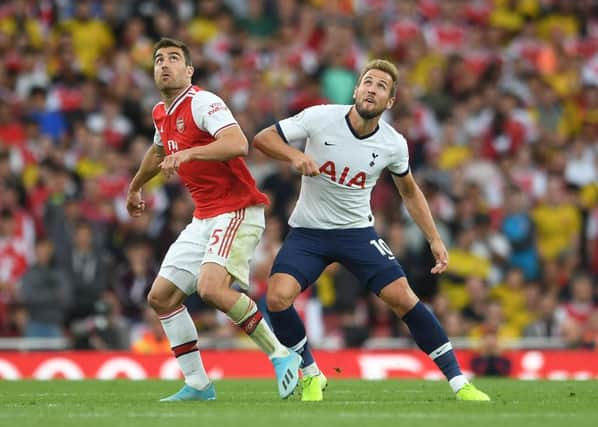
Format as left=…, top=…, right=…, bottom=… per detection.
left=153, top=37, right=192, bottom=66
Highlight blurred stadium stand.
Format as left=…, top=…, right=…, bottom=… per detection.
left=0, top=0, right=597, bottom=356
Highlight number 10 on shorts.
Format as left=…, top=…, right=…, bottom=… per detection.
left=370, top=238, right=395, bottom=260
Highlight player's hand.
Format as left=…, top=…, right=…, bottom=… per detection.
left=159, top=150, right=192, bottom=179
left=126, top=189, right=145, bottom=217
left=429, top=238, right=448, bottom=274
left=291, top=153, right=320, bottom=177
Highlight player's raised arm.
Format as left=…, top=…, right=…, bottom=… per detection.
left=392, top=172, right=448, bottom=274
left=253, top=125, right=319, bottom=176
left=127, top=143, right=165, bottom=217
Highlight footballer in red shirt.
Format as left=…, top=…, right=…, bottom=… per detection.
left=126, top=38, right=300, bottom=402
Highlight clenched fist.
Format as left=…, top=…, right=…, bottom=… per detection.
left=291, top=152, right=320, bottom=176
left=126, top=189, right=146, bottom=217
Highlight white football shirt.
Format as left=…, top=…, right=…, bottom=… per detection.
left=276, top=104, right=410, bottom=229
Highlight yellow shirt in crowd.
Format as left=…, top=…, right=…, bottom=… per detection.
left=532, top=203, right=581, bottom=260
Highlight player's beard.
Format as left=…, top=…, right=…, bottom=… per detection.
left=156, top=77, right=185, bottom=93
left=355, top=100, right=385, bottom=120
left=155, top=70, right=190, bottom=93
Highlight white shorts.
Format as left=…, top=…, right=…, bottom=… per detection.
left=158, top=205, right=265, bottom=295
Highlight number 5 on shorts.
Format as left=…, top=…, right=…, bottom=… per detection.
left=210, top=228, right=223, bottom=247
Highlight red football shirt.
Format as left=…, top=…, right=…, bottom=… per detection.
left=152, top=85, right=269, bottom=219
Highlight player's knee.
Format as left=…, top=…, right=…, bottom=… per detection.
left=197, top=279, right=221, bottom=304
left=147, top=289, right=170, bottom=314
left=266, top=275, right=301, bottom=311
left=196, top=283, right=212, bottom=303
left=266, top=289, right=294, bottom=312
left=147, top=279, right=184, bottom=315
left=379, top=278, right=419, bottom=317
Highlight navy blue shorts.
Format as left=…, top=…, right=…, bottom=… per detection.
left=270, top=227, right=406, bottom=295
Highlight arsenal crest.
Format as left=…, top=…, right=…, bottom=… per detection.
left=176, top=117, right=185, bottom=132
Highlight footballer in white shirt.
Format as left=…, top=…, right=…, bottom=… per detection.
left=253, top=59, right=490, bottom=402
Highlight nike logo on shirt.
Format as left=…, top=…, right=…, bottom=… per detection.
left=324, top=141, right=336, bottom=146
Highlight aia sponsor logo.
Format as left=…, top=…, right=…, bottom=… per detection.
left=176, top=117, right=185, bottom=132
left=207, top=102, right=228, bottom=116
left=319, top=160, right=366, bottom=188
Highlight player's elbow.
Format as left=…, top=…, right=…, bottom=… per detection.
left=236, top=138, right=249, bottom=157
left=398, top=186, right=416, bottom=200
left=252, top=127, right=276, bottom=153
left=224, top=137, right=247, bottom=158
left=252, top=131, right=266, bottom=152
left=217, top=126, right=248, bottom=158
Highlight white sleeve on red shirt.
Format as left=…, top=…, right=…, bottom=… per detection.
left=190, top=90, right=238, bottom=136
left=152, top=102, right=163, bottom=146
left=153, top=130, right=163, bottom=146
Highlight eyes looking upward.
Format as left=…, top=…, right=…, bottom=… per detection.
left=154, top=51, right=183, bottom=67
left=361, top=77, right=390, bottom=94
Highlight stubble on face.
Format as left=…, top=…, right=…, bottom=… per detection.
left=355, top=101, right=387, bottom=119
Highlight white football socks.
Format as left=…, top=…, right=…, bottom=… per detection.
left=449, top=375, right=469, bottom=393
left=301, top=362, right=321, bottom=377
left=159, top=305, right=210, bottom=390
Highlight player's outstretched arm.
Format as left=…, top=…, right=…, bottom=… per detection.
left=253, top=126, right=319, bottom=176
left=392, top=172, right=448, bottom=274
left=127, top=144, right=165, bottom=217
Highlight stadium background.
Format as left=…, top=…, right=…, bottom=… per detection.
left=0, top=0, right=597, bottom=379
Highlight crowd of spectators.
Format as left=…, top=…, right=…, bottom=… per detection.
left=0, top=0, right=597, bottom=353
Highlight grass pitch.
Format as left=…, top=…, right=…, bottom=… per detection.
left=1, top=379, right=597, bottom=427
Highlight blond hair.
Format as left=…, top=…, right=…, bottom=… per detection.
left=357, top=59, right=399, bottom=96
